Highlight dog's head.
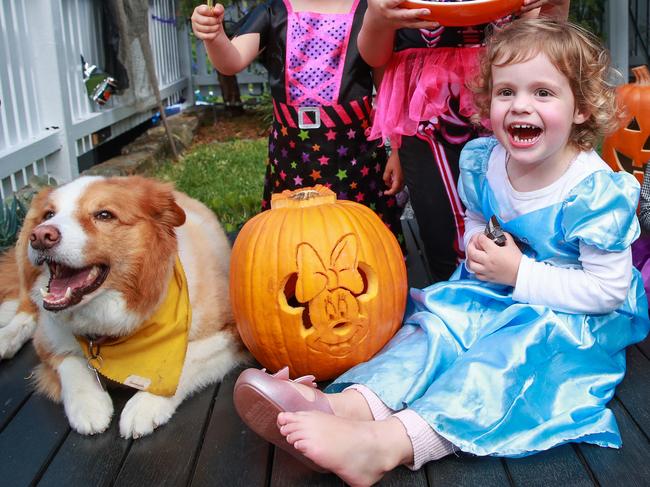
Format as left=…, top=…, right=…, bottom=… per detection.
left=22, top=176, right=185, bottom=316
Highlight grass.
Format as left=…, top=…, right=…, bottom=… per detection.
left=152, top=138, right=267, bottom=233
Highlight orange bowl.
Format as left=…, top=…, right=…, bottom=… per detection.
left=400, top=0, right=524, bottom=26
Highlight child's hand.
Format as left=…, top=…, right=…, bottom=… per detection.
left=466, top=232, right=522, bottom=286
left=383, top=151, right=404, bottom=195
left=520, top=0, right=570, bottom=19
left=367, top=0, right=440, bottom=30
left=191, top=3, right=226, bottom=42
left=520, top=0, right=566, bottom=10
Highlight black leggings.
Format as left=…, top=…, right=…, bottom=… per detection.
left=399, top=134, right=466, bottom=283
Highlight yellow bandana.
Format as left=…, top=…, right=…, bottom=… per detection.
left=77, top=257, right=191, bottom=396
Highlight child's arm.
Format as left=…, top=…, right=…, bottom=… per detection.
left=468, top=235, right=632, bottom=314
left=463, top=209, right=488, bottom=252
left=191, top=4, right=261, bottom=76
left=383, top=150, right=404, bottom=196
left=513, top=243, right=631, bottom=314
left=359, top=0, right=438, bottom=67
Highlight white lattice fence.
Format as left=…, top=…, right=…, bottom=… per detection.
left=0, top=0, right=190, bottom=199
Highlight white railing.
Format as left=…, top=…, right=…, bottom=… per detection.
left=192, top=38, right=268, bottom=99
left=0, top=0, right=190, bottom=200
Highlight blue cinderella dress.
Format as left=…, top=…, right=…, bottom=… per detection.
left=327, top=137, right=650, bottom=457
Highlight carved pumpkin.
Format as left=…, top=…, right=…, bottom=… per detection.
left=602, top=65, right=650, bottom=183
left=400, top=0, right=523, bottom=26
left=230, top=185, right=407, bottom=380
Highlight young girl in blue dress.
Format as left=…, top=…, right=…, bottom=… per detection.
left=233, top=18, right=650, bottom=486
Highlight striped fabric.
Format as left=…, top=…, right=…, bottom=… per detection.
left=272, top=97, right=373, bottom=129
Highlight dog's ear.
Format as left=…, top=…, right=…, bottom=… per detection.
left=135, top=177, right=186, bottom=228
left=160, top=198, right=186, bottom=228
left=18, top=186, right=55, bottom=239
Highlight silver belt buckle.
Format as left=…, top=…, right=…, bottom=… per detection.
left=298, top=106, right=321, bottom=129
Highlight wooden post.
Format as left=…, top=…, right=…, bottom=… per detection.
left=30, top=0, right=79, bottom=183
left=178, top=13, right=195, bottom=107
left=607, top=0, right=629, bottom=83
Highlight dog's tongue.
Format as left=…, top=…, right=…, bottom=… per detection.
left=49, top=267, right=93, bottom=297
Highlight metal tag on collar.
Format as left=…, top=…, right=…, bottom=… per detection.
left=86, top=337, right=105, bottom=390
left=298, top=106, right=321, bottom=129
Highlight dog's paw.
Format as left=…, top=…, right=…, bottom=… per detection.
left=64, top=388, right=114, bottom=435
left=0, top=312, right=36, bottom=359
left=120, top=392, right=178, bottom=439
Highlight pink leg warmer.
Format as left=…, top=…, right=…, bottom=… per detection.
left=393, top=409, right=456, bottom=470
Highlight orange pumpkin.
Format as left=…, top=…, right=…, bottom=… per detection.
left=602, top=65, right=650, bottom=183
left=400, top=0, right=523, bottom=27
left=230, top=185, right=407, bottom=380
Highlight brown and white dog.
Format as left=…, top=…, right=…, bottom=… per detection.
left=0, top=176, right=246, bottom=438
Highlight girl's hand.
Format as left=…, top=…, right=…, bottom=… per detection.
left=466, top=232, right=522, bottom=286
left=520, top=0, right=570, bottom=19
left=191, top=3, right=226, bottom=42
left=367, top=0, right=440, bottom=30
left=383, top=151, right=404, bottom=195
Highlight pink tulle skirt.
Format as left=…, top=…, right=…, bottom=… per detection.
left=369, top=46, right=484, bottom=148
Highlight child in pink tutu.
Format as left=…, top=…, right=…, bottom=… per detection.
left=361, top=0, right=570, bottom=282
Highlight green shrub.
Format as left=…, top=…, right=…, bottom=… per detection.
left=153, top=138, right=267, bottom=232
left=0, top=197, right=26, bottom=249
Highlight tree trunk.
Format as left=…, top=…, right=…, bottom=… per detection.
left=218, top=72, right=244, bottom=117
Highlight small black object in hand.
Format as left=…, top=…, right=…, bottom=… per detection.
left=484, top=215, right=506, bottom=247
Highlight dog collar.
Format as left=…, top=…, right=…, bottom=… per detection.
left=76, top=256, right=191, bottom=396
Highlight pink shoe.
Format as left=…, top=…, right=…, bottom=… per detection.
left=233, top=366, right=333, bottom=472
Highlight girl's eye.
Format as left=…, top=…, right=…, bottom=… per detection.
left=94, top=210, right=115, bottom=221
left=536, top=89, right=552, bottom=97
left=497, top=88, right=513, bottom=97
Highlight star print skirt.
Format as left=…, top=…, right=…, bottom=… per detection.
left=263, top=97, right=404, bottom=247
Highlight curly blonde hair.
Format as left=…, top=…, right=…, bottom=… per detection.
left=473, top=18, right=620, bottom=151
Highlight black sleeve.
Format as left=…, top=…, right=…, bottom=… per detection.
left=233, top=2, right=271, bottom=51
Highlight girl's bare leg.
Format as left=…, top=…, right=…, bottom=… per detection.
left=278, top=411, right=413, bottom=487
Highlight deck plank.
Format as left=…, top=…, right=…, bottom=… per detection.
left=616, top=345, right=650, bottom=437
left=426, top=454, right=511, bottom=487
left=191, top=369, right=271, bottom=487
left=578, top=399, right=650, bottom=486
left=377, top=466, right=428, bottom=486
left=0, top=343, right=38, bottom=430
left=37, top=389, right=132, bottom=487
left=112, top=383, right=218, bottom=486
left=0, top=393, right=70, bottom=487
left=505, top=445, right=594, bottom=486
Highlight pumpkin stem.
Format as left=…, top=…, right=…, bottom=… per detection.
left=632, top=65, right=650, bottom=85
left=291, top=189, right=320, bottom=201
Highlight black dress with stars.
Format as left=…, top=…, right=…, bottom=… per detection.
left=235, top=0, right=404, bottom=246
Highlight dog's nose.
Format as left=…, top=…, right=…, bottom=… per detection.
left=30, top=225, right=61, bottom=250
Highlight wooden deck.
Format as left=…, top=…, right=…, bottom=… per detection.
left=1, top=218, right=649, bottom=487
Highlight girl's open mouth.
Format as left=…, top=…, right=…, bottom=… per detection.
left=508, top=123, right=543, bottom=147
